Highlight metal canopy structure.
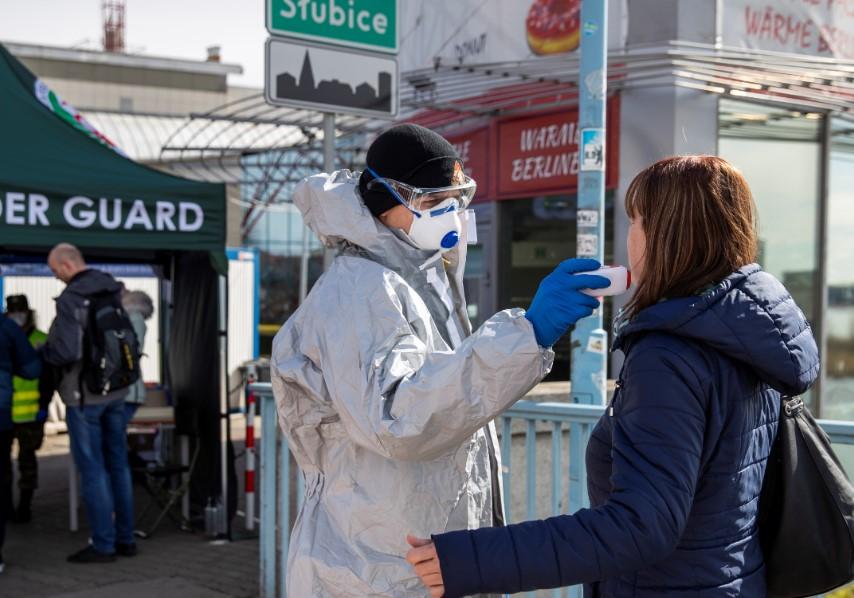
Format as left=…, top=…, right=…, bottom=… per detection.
left=159, top=41, right=854, bottom=196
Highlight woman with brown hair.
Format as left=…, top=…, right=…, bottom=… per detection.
left=407, top=156, right=821, bottom=597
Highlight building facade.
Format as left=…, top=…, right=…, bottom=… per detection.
left=227, top=0, right=854, bottom=417
left=392, top=0, right=854, bottom=415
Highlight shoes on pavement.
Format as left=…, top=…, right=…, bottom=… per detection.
left=67, top=546, right=116, bottom=564
left=116, top=542, right=138, bottom=557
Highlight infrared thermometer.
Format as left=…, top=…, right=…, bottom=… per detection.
left=580, top=266, right=632, bottom=297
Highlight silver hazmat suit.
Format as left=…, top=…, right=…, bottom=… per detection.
left=271, top=170, right=554, bottom=597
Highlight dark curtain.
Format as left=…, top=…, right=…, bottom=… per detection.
left=168, top=252, right=235, bottom=520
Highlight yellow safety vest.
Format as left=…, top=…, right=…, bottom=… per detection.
left=12, top=328, right=47, bottom=424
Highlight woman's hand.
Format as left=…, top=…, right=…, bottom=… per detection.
left=406, top=534, right=445, bottom=597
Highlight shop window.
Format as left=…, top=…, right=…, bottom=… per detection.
left=463, top=244, right=485, bottom=327
left=718, top=99, right=822, bottom=408
left=497, top=193, right=615, bottom=381
left=825, top=118, right=854, bottom=420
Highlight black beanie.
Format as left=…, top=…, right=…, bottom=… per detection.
left=358, top=124, right=460, bottom=217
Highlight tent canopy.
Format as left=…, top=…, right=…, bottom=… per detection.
left=0, top=44, right=231, bottom=511
left=0, top=44, right=225, bottom=259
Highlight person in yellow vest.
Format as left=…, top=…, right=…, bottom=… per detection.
left=5, top=295, right=51, bottom=523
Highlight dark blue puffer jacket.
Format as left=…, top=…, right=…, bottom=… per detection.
left=432, top=264, right=820, bottom=597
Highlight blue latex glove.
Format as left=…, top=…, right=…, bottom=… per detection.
left=525, top=258, right=611, bottom=347
left=36, top=409, right=48, bottom=423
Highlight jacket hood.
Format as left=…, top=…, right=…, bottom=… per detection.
left=293, top=170, right=433, bottom=263
left=66, top=268, right=122, bottom=296
left=292, top=170, right=473, bottom=345
left=122, top=290, right=154, bottom=319
left=615, top=264, right=820, bottom=396
left=292, top=170, right=472, bottom=275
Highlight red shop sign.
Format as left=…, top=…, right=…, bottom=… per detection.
left=496, top=99, right=619, bottom=198
left=446, top=127, right=490, bottom=201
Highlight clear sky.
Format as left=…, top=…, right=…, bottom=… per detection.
left=0, top=0, right=267, bottom=88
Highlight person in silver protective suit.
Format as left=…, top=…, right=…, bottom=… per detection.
left=271, top=124, right=608, bottom=597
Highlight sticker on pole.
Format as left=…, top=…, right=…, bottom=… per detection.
left=577, top=233, right=598, bottom=257
left=586, top=336, right=606, bottom=354
left=577, top=209, right=599, bottom=227
left=580, top=128, right=605, bottom=171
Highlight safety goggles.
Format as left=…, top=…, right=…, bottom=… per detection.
left=365, top=167, right=477, bottom=213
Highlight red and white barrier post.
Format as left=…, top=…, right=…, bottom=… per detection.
left=245, top=365, right=257, bottom=531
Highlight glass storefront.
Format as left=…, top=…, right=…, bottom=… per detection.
left=240, top=151, right=325, bottom=355
left=720, top=100, right=854, bottom=417
left=719, top=99, right=823, bottom=325
left=825, top=119, right=854, bottom=419
left=497, top=193, right=614, bottom=381
left=719, top=99, right=823, bottom=408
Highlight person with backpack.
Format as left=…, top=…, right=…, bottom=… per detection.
left=0, top=306, right=42, bottom=574
left=4, top=294, right=52, bottom=523
left=406, top=156, right=821, bottom=597
left=42, top=243, right=141, bottom=564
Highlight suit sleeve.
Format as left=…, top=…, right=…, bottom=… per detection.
left=272, top=266, right=554, bottom=462
left=432, top=347, right=707, bottom=597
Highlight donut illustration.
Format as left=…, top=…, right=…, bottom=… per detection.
left=526, top=0, right=582, bottom=55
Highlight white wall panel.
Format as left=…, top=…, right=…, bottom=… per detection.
left=228, top=256, right=256, bottom=378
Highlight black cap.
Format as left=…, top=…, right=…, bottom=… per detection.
left=358, top=124, right=460, bottom=217
left=5, top=294, right=30, bottom=313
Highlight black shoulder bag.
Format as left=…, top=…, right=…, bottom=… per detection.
left=759, top=396, right=854, bottom=597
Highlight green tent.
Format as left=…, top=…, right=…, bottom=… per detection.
left=0, top=43, right=226, bottom=264
left=0, top=43, right=235, bottom=525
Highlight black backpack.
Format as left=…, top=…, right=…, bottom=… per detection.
left=81, top=290, right=141, bottom=396
left=758, top=395, right=854, bottom=597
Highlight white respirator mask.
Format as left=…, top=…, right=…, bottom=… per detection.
left=407, top=198, right=463, bottom=252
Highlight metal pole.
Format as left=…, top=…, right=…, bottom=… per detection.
left=814, top=113, right=831, bottom=415
left=570, top=0, right=609, bottom=406
left=323, top=113, right=336, bottom=272
left=300, top=112, right=336, bottom=300
left=244, top=367, right=257, bottom=531
left=259, top=392, right=277, bottom=597
left=323, top=113, right=335, bottom=172
left=218, top=273, right=231, bottom=539
left=298, top=223, right=310, bottom=304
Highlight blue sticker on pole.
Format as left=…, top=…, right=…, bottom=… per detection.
left=580, top=128, right=605, bottom=171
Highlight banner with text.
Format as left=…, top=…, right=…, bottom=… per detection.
left=723, top=0, right=854, bottom=59
left=446, top=127, right=490, bottom=201
left=495, top=98, right=619, bottom=199
left=0, top=189, right=225, bottom=252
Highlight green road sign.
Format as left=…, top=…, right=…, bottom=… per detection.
left=267, top=0, right=398, bottom=54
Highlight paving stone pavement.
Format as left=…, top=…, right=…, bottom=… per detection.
left=0, top=430, right=259, bottom=598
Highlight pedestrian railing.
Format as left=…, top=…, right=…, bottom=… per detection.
left=252, top=382, right=854, bottom=598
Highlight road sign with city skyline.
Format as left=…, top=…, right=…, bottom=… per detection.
left=265, top=38, right=398, bottom=118
left=266, top=0, right=398, bottom=54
